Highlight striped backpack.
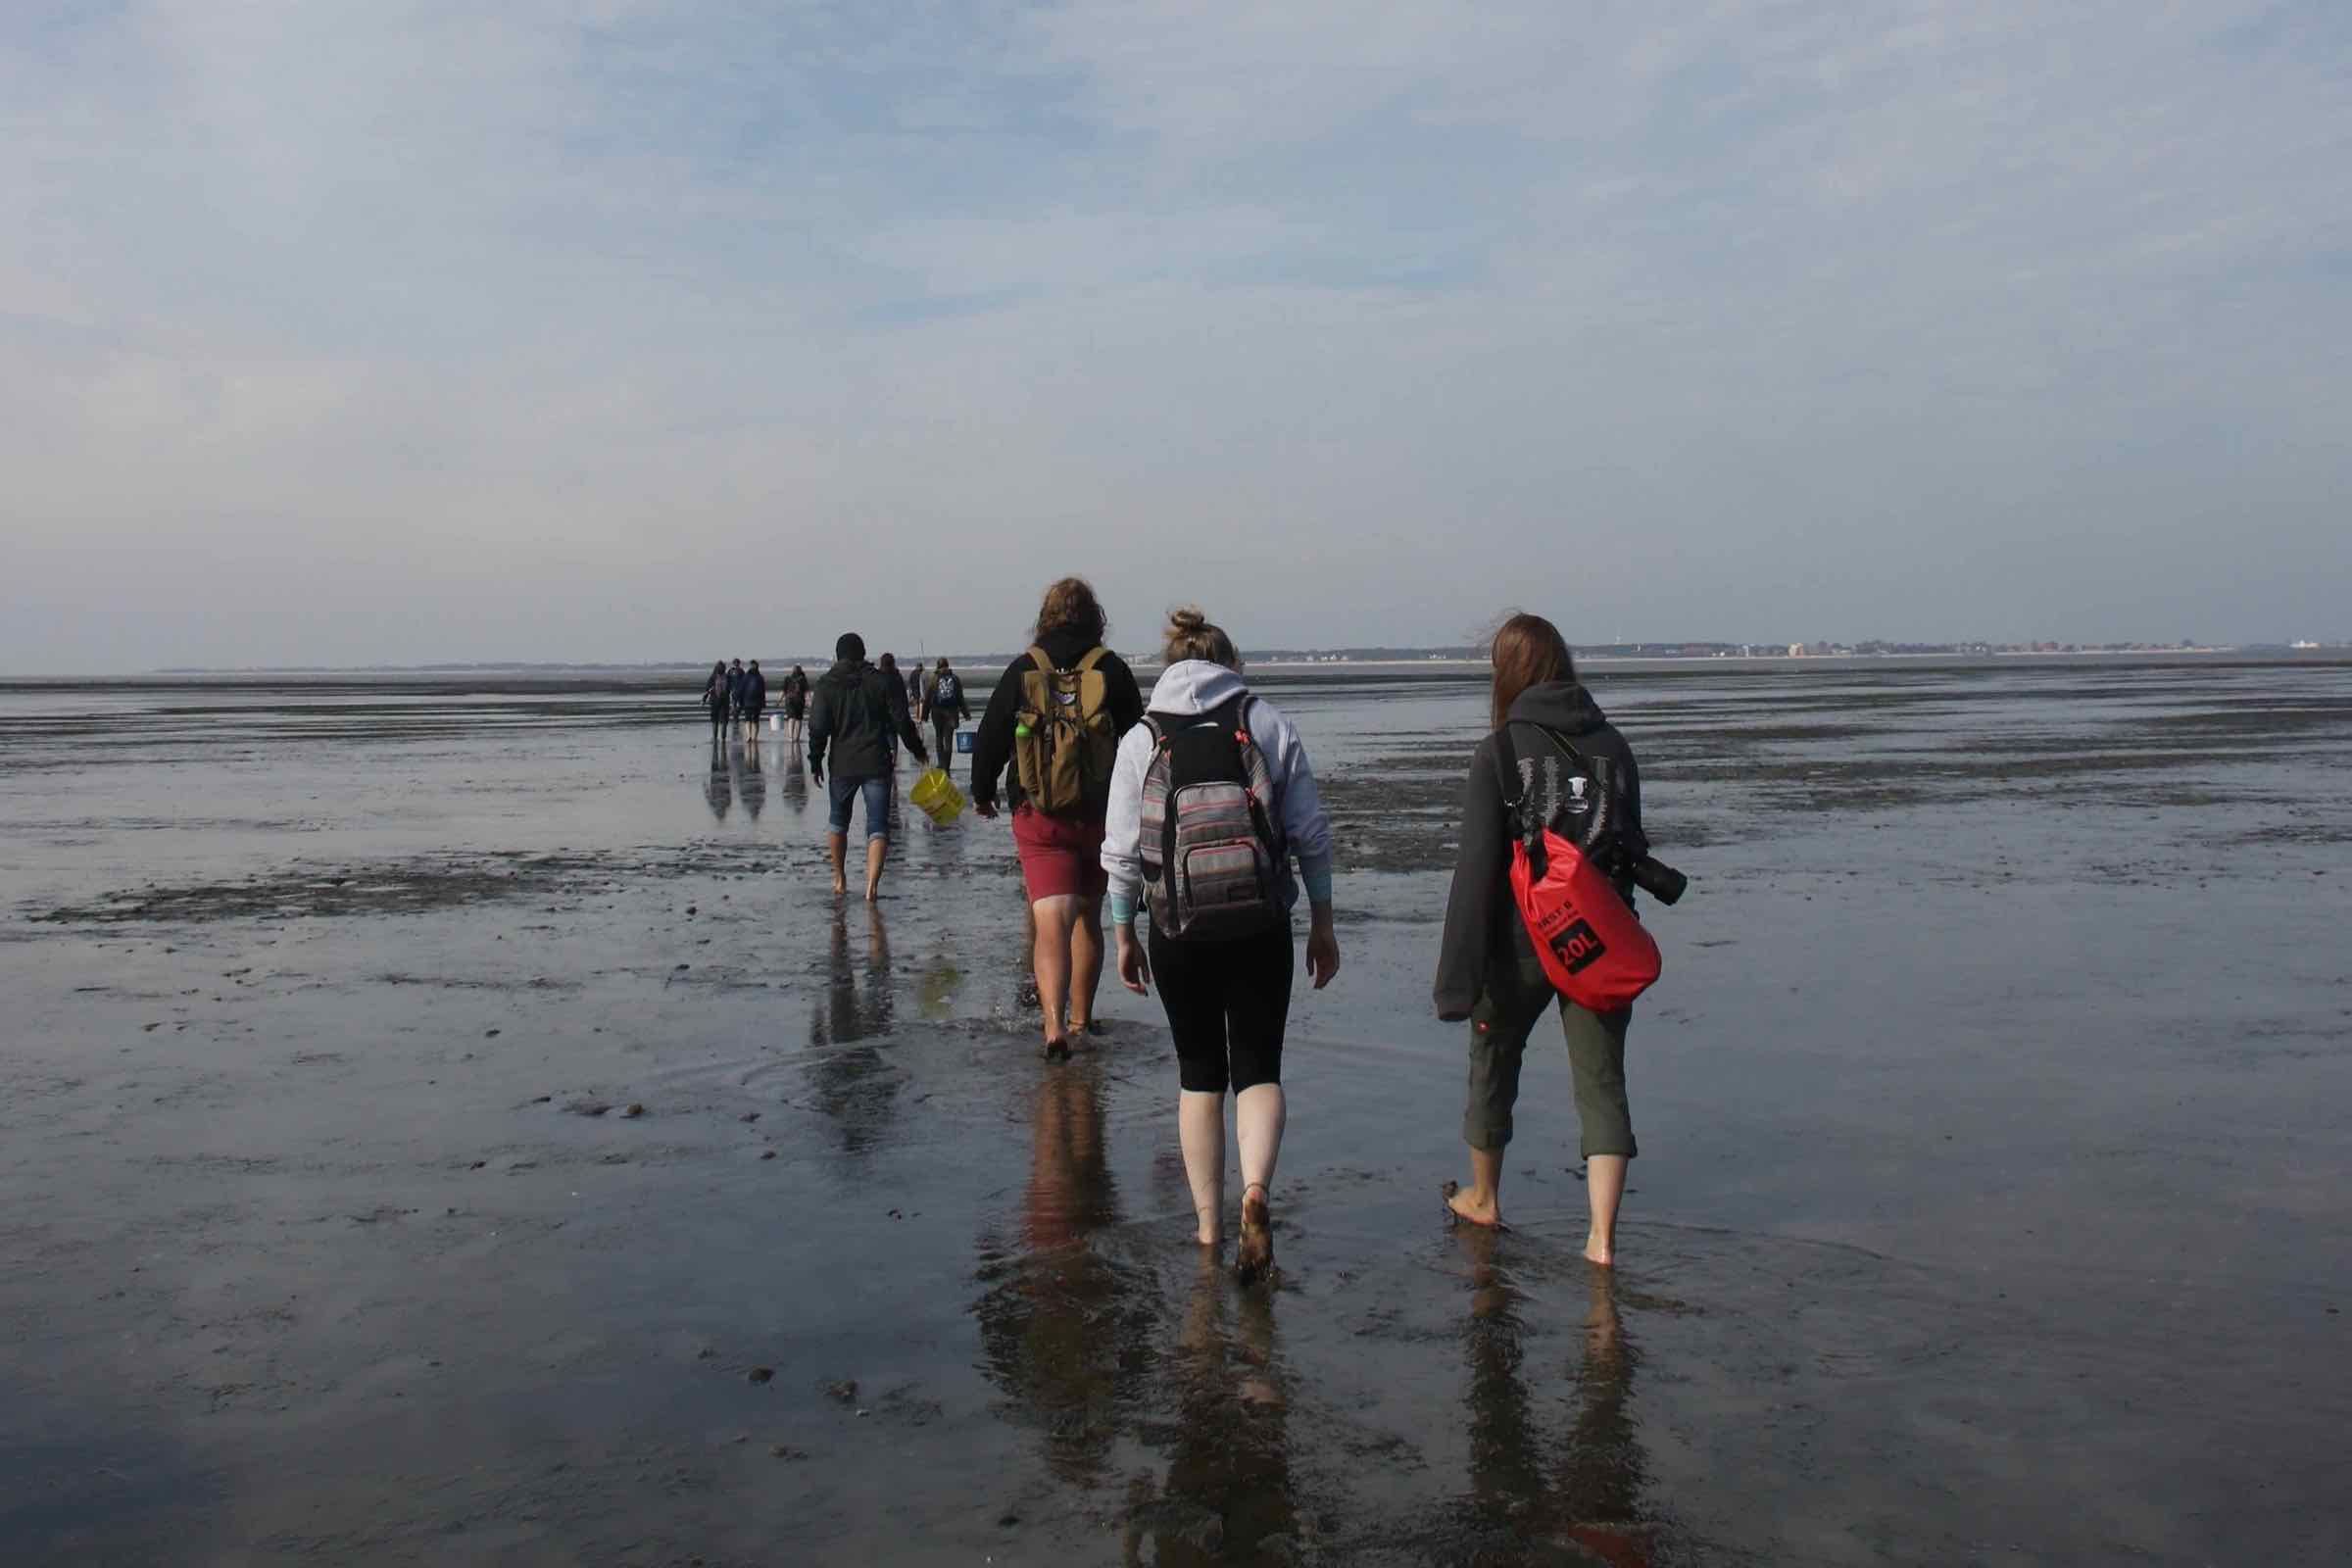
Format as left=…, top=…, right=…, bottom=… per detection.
left=1140, top=693, right=1287, bottom=940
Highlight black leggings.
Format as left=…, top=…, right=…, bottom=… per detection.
left=1147, top=922, right=1295, bottom=1094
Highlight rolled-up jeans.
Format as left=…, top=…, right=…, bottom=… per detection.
left=826, top=771, right=894, bottom=841
left=1461, top=948, right=1636, bottom=1159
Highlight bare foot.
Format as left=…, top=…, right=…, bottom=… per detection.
left=1584, top=1235, right=1615, bottom=1267
left=1039, top=1037, right=1070, bottom=1062
left=1443, top=1180, right=1503, bottom=1229
left=831, top=876, right=849, bottom=897
left=863, top=882, right=881, bottom=903
left=1235, top=1184, right=1274, bottom=1286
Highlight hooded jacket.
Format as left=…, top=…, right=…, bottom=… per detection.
left=968, top=626, right=1146, bottom=814
left=808, top=658, right=926, bottom=781
left=1101, top=661, right=1336, bottom=926
left=1432, top=680, right=1648, bottom=1021
left=740, top=665, right=767, bottom=711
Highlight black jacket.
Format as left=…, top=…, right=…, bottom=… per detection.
left=740, top=668, right=767, bottom=710
left=808, top=659, right=927, bottom=781
left=968, top=627, right=1145, bottom=813
left=1432, top=681, right=1649, bottom=1021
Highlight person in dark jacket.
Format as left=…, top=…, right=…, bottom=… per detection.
left=971, top=577, right=1147, bottom=1057
left=877, top=653, right=904, bottom=764
left=1434, top=612, right=1651, bottom=1265
left=781, top=664, right=811, bottom=746
left=925, top=658, right=970, bottom=776
left=739, top=660, right=767, bottom=737
left=701, top=661, right=730, bottom=743
left=808, top=632, right=929, bottom=902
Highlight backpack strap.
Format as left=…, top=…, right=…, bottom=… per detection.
left=1075, top=645, right=1109, bottom=675
left=1026, top=644, right=1054, bottom=673
left=1494, top=723, right=1527, bottom=813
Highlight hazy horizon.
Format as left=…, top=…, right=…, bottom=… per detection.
left=7, top=3, right=2349, bottom=676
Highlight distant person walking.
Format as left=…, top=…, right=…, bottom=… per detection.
left=725, top=659, right=747, bottom=739
left=1435, top=612, right=1653, bottom=1266
left=808, top=633, right=929, bottom=902
left=701, top=661, right=730, bottom=743
left=781, top=664, right=811, bottom=747
left=906, top=661, right=925, bottom=724
left=1103, top=608, right=1339, bottom=1284
left=877, top=653, right=905, bottom=765
left=971, top=577, right=1146, bottom=1059
left=927, top=659, right=970, bottom=776
left=739, top=660, right=767, bottom=739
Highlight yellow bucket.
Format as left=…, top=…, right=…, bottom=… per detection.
left=909, top=767, right=965, bottom=827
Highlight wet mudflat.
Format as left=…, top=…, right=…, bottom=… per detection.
left=3, top=657, right=2349, bottom=1565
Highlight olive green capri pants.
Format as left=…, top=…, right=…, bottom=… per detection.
left=1462, top=954, right=1636, bottom=1159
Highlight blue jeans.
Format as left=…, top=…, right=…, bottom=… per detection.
left=826, top=771, right=893, bottom=840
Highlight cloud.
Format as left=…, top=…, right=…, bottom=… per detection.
left=2, top=1, right=2349, bottom=669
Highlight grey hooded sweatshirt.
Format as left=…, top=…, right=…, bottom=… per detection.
left=1102, top=661, right=1335, bottom=927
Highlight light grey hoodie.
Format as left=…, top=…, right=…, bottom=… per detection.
left=1102, top=661, right=1335, bottom=926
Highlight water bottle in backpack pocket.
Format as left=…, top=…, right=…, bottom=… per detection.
left=1140, top=694, right=1288, bottom=940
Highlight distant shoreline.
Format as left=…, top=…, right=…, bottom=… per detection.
left=0, top=645, right=2335, bottom=682
left=119, top=644, right=2334, bottom=677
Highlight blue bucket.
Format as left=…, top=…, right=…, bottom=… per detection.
left=955, top=731, right=975, bottom=755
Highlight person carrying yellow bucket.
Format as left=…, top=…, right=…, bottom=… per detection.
left=909, top=766, right=965, bottom=826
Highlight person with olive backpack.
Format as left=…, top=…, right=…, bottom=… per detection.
left=970, top=577, right=1146, bottom=1059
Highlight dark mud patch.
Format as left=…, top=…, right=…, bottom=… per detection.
left=29, top=852, right=614, bottom=926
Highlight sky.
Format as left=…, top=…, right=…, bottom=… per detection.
left=3, top=1, right=2348, bottom=672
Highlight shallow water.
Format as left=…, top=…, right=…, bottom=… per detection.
left=3, top=658, right=2349, bottom=1564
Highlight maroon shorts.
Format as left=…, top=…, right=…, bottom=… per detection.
left=1012, top=805, right=1108, bottom=902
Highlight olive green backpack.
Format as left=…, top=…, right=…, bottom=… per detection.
left=1013, top=645, right=1118, bottom=815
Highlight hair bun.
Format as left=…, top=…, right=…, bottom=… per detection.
left=1168, top=607, right=1206, bottom=632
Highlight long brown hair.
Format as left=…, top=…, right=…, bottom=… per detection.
left=1034, top=576, right=1107, bottom=646
left=1489, top=612, right=1576, bottom=730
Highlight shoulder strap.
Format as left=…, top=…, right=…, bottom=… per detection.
left=1026, top=645, right=1054, bottom=674
left=1494, top=724, right=1525, bottom=809
left=1075, top=645, right=1109, bottom=675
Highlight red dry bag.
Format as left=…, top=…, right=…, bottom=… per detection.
left=1499, top=724, right=1660, bottom=1012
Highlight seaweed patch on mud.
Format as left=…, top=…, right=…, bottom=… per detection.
left=30, top=851, right=617, bottom=926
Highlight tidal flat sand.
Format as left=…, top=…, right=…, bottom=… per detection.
left=4, top=659, right=2349, bottom=1564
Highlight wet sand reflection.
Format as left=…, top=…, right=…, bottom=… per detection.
left=732, top=742, right=764, bottom=820
left=1456, top=1228, right=1652, bottom=1565
left=806, top=903, right=900, bottom=1158
left=1122, top=1255, right=1298, bottom=1565
left=972, top=1065, right=1154, bottom=1490
left=703, top=739, right=732, bottom=821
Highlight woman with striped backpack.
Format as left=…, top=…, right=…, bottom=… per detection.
left=1102, top=608, right=1340, bottom=1284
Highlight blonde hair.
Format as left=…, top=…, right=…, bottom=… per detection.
left=1162, top=607, right=1240, bottom=668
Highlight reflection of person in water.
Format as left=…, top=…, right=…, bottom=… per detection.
left=806, top=904, right=900, bottom=1158
left=734, top=740, right=765, bottom=821
left=971, top=1064, right=1148, bottom=1491
left=1124, top=1253, right=1298, bottom=1565
left=704, top=746, right=733, bottom=822
left=1454, top=1231, right=1652, bottom=1566
left=779, top=741, right=808, bottom=813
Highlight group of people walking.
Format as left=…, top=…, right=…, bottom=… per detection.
left=696, top=585, right=1662, bottom=1283
left=701, top=658, right=811, bottom=743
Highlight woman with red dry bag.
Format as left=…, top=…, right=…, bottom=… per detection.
left=1433, top=613, right=1662, bottom=1264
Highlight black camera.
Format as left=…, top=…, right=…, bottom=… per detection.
left=1628, top=854, right=1688, bottom=906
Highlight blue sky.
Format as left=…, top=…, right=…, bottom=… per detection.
left=3, top=1, right=2348, bottom=669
